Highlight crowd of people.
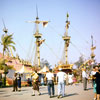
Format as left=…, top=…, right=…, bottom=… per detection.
left=81, top=63, right=100, bottom=100
left=12, top=64, right=100, bottom=99
left=31, top=68, right=74, bottom=98
left=12, top=73, right=21, bottom=92
left=90, top=64, right=100, bottom=100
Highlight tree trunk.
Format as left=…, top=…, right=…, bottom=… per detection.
left=3, top=47, right=5, bottom=58
left=2, top=47, right=6, bottom=87
left=4, top=74, right=6, bottom=87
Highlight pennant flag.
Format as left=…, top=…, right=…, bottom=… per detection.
left=42, top=21, right=48, bottom=27
left=38, top=39, right=45, bottom=46
left=91, top=46, right=96, bottom=50
left=91, top=35, right=93, bottom=39
left=67, top=13, right=69, bottom=18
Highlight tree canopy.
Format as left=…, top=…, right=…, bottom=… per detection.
left=1, top=34, right=16, bottom=56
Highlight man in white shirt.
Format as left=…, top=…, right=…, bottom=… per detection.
left=56, top=68, right=67, bottom=98
left=46, top=69, right=55, bottom=98
left=82, top=68, right=88, bottom=90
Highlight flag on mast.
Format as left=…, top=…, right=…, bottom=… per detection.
left=42, top=21, right=48, bottom=27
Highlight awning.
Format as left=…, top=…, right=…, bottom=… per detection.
left=38, top=65, right=49, bottom=74
left=16, top=65, right=33, bottom=73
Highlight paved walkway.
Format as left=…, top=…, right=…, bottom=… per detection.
left=0, top=83, right=94, bottom=100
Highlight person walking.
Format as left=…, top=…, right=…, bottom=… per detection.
left=94, top=66, right=100, bottom=100
left=12, top=73, right=18, bottom=92
left=17, top=74, right=21, bottom=92
left=56, top=68, right=67, bottom=98
left=46, top=69, right=55, bottom=98
left=91, top=66, right=98, bottom=100
left=91, top=66, right=96, bottom=87
left=68, top=72, right=73, bottom=85
left=31, top=71, right=41, bottom=96
left=82, top=68, right=88, bottom=91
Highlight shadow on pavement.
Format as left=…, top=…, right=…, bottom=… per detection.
left=14, top=93, right=23, bottom=95
left=0, top=90, right=5, bottom=92
left=41, top=92, right=48, bottom=95
left=65, top=93, right=79, bottom=97
left=49, top=93, right=79, bottom=99
left=3, top=95, right=11, bottom=97
left=21, top=89, right=28, bottom=91
left=0, top=90, right=7, bottom=95
left=0, top=92, right=6, bottom=94
left=87, top=88, right=93, bottom=90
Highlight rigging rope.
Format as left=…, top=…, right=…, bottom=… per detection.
left=70, top=41, right=83, bottom=55
left=70, top=41, right=89, bottom=59
left=49, top=23, right=91, bottom=59
left=70, top=24, right=90, bottom=45
left=14, top=37, right=28, bottom=58
left=44, top=42, right=60, bottom=60
left=29, top=42, right=36, bottom=63
left=49, top=24, right=63, bottom=37
left=26, top=35, right=34, bottom=60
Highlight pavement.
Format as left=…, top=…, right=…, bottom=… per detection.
left=0, top=83, right=94, bottom=100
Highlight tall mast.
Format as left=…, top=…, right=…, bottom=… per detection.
left=34, top=13, right=42, bottom=68
left=2, top=20, right=14, bottom=57
left=62, top=13, right=71, bottom=64
left=2, top=19, right=8, bottom=34
left=91, top=35, right=96, bottom=62
left=27, top=8, right=48, bottom=68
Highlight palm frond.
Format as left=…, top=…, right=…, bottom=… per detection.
left=8, top=45, right=16, bottom=51
left=1, top=34, right=16, bottom=56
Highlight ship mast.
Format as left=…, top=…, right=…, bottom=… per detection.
left=2, top=19, right=8, bottom=34
left=2, top=20, right=14, bottom=57
left=62, top=13, right=71, bottom=64
left=91, top=35, right=96, bottom=62
left=27, top=8, right=48, bottom=68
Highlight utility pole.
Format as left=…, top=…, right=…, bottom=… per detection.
left=62, top=13, right=71, bottom=64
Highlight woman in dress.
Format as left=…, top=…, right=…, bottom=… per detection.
left=94, top=67, right=100, bottom=100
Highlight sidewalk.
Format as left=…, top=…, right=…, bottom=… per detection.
left=0, top=83, right=94, bottom=100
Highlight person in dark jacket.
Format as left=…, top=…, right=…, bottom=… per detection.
left=13, top=73, right=18, bottom=92
left=94, top=67, right=100, bottom=100
left=17, top=74, right=21, bottom=91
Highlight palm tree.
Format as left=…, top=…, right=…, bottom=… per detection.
left=0, top=34, right=16, bottom=86
left=1, top=34, right=16, bottom=57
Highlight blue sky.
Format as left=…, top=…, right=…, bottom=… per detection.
left=0, top=0, right=100, bottom=67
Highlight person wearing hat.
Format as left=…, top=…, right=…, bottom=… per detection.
left=46, top=69, right=55, bottom=98
left=31, top=71, right=41, bottom=96
left=56, top=68, right=67, bottom=98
